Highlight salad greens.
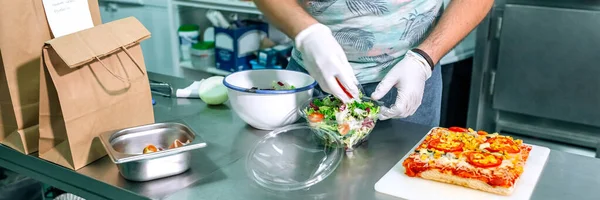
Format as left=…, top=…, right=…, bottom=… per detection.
left=271, top=81, right=295, bottom=90
left=303, top=95, right=380, bottom=150
left=250, top=81, right=295, bottom=91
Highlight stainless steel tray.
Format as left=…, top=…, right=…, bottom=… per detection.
left=99, top=122, right=207, bottom=181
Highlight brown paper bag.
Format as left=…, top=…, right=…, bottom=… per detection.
left=0, top=0, right=102, bottom=154
left=39, top=17, right=155, bottom=170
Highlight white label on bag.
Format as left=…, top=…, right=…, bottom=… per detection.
left=42, top=0, right=94, bottom=38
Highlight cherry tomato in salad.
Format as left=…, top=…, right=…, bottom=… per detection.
left=449, top=127, right=468, bottom=132
left=308, top=113, right=324, bottom=123
left=477, top=130, right=488, bottom=135
left=466, top=152, right=503, bottom=168
left=427, top=138, right=464, bottom=152
left=485, top=137, right=520, bottom=153
left=338, top=123, right=350, bottom=135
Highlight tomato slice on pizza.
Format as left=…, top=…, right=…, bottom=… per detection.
left=486, top=137, right=520, bottom=153
left=466, top=152, right=503, bottom=168
left=428, top=138, right=464, bottom=152
left=448, top=126, right=468, bottom=132
left=402, top=127, right=533, bottom=195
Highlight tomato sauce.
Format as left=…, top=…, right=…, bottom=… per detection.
left=403, top=158, right=428, bottom=177
left=403, top=158, right=516, bottom=187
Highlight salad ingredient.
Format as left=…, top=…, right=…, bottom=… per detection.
left=308, top=113, right=324, bottom=123
left=272, top=81, right=295, bottom=90
left=338, top=123, right=350, bottom=135
left=249, top=81, right=296, bottom=91
left=303, top=95, right=380, bottom=149
left=198, top=76, right=228, bottom=105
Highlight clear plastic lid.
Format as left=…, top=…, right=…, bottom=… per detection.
left=246, top=123, right=344, bottom=191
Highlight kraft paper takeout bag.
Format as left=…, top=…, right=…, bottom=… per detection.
left=39, top=17, right=155, bottom=170
left=0, top=0, right=102, bottom=154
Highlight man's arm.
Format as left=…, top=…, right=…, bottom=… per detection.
left=417, top=0, right=494, bottom=64
left=253, top=0, right=317, bottom=39
left=252, top=0, right=361, bottom=102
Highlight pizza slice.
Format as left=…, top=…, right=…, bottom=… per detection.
left=402, top=127, right=532, bottom=195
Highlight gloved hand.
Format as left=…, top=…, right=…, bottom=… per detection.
left=295, top=23, right=359, bottom=103
left=371, top=50, right=432, bottom=120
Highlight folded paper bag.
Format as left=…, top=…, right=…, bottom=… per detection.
left=0, top=0, right=102, bottom=154
left=38, top=17, right=155, bottom=170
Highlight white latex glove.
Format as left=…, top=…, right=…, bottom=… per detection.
left=371, top=50, right=433, bottom=120
left=295, top=23, right=359, bottom=103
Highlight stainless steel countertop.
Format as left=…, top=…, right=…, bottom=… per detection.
left=1, top=73, right=599, bottom=200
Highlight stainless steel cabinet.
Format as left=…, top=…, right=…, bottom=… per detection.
left=99, top=0, right=175, bottom=77
left=468, top=0, right=600, bottom=148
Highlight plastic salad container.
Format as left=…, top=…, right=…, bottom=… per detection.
left=245, top=94, right=382, bottom=191
left=298, top=95, right=382, bottom=151
left=246, top=124, right=344, bottom=191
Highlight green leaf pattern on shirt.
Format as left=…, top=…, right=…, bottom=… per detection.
left=305, top=0, right=339, bottom=15
left=333, top=28, right=375, bottom=51
left=294, top=0, right=443, bottom=84
left=346, top=0, right=390, bottom=16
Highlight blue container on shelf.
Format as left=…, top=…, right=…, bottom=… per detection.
left=214, top=22, right=269, bottom=72
left=258, top=48, right=277, bottom=68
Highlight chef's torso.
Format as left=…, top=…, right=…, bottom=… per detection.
left=292, top=0, right=443, bottom=84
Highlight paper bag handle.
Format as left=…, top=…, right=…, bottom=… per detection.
left=94, top=46, right=145, bottom=82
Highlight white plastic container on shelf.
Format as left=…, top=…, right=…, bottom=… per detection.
left=190, top=42, right=216, bottom=70
left=178, top=24, right=200, bottom=60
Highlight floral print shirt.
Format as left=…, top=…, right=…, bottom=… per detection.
left=292, top=0, right=444, bottom=84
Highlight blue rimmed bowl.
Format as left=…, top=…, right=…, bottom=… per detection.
left=223, top=69, right=317, bottom=130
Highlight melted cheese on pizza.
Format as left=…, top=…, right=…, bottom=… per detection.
left=403, top=127, right=532, bottom=188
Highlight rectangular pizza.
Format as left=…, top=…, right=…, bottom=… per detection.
left=402, top=127, right=532, bottom=195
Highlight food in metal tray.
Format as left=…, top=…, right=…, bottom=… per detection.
left=169, top=139, right=190, bottom=149
left=402, top=127, right=532, bottom=195
left=142, top=139, right=191, bottom=154
left=142, top=144, right=159, bottom=154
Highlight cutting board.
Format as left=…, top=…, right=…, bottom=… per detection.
left=374, top=130, right=551, bottom=200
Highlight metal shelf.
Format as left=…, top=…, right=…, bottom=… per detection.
left=180, top=61, right=232, bottom=76
left=168, top=0, right=260, bottom=77
left=172, top=0, right=261, bottom=15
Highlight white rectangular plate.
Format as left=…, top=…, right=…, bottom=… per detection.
left=374, top=128, right=551, bottom=200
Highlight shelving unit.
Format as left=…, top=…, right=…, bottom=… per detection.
left=179, top=61, right=232, bottom=76
left=167, top=0, right=261, bottom=77
left=173, top=0, right=260, bottom=15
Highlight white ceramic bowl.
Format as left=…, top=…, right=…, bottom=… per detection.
left=223, top=69, right=317, bottom=130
